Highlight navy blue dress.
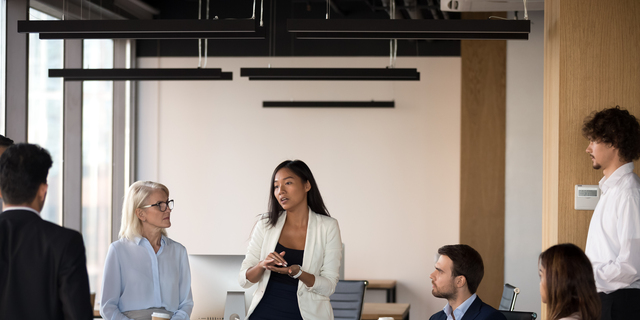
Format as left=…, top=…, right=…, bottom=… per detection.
left=249, top=243, right=304, bottom=320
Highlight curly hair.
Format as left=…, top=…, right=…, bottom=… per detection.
left=582, top=106, right=640, bottom=163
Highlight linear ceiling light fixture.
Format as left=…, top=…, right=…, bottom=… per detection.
left=49, top=68, right=233, bottom=81
left=240, top=68, right=420, bottom=81
left=38, top=29, right=266, bottom=40
left=287, top=19, right=530, bottom=40
left=19, top=0, right=266, bottom=40
left=18, top=20, right=262, bottom=40
left=263, top=101, right=395, bottom=108
left=18, top=19, right=256, bottom=34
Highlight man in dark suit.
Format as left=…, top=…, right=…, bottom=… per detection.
left=429, top=244, right=506, bottom=320
left=0, top=143, right=93, bottom=320
left=0, top=134, right=13, bottom=155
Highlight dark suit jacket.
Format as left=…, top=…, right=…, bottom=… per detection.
left=0, top=209, right=93, bottom=320
left=429, top=296, right=507, bottom=320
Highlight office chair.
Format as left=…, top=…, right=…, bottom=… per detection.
left=498, top=283, right=520, bottom=311
left=330, top=280, right=368, bottom=320
left=499, top=311, right=537, bottom=320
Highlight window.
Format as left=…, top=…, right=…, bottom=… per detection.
left=27, top=8, right=63, bottom=225
left=82, top=39, right=114, bottom=296
left=0, top=0, right=6, bottom=134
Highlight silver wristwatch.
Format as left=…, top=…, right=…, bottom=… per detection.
left=289, top=265, right=303, bottom=279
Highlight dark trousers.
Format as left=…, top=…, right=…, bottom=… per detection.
left=599, top=289, right=640, bottom=320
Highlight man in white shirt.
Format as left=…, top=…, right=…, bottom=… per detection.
left=428, top=244, right=506, bottom=320
left=583, top=106, right=640, bottom=320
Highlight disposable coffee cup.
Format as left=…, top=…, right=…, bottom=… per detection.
left=151, top=312, right=171, bottom=320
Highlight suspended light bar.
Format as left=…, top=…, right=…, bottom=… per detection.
left=287, top=19, right=530, bottom=40
left=263, top=101, right=395, bottom=108
left=293, top=32, right=528, bottom=40
left=39, top=29, right=266, bottom=40
left=49, top=68, right=233, bottom=81
left=240, top=68, right=420, bottom=81
left=18, top=19, right=256, bottom=34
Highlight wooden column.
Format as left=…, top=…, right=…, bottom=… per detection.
left=460, top=12, right=507, bottom=308
left=543, top=0, right=640, bottom=250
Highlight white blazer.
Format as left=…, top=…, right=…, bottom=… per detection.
left=238, top=208, right=342, bottom=320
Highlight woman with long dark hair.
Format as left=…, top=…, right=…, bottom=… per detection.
left=539, top=243, right=600, bottom=320
left=238, top=160, right=342, bottom=320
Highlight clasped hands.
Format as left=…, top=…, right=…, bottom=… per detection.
left=260, top=251, right=300, bottom=276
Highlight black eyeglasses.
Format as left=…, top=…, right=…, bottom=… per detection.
left=140, top=200, right=174, bottom=212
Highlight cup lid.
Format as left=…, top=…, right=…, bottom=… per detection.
left=151, top=312, right=171, bottom=319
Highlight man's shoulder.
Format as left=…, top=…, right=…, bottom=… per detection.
left=428, top=310, right=446, bottom=320
left=473, top=298, right=507, bottom=320
left=1, top=209, right=80, bottom=238
left=37, top=216, right=83, bottom=241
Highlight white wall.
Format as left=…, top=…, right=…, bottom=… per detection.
left=136, top=56, right=461, bottom=320
left=505, top=10, right=544, bottom=315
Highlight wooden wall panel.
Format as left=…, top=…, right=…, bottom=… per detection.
left=543, top=0, right=640, bottom=252
left=460, top=12, right=506, bottom=308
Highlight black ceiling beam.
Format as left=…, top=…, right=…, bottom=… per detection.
left=263, top=101, right=395, bottom=108
left=287, top=19, right=530, bottom=34
left=39, top=29, right=266, bottom=40
left=241, top=68, right=420, bottom=81
left=18, top=19, right=256, bottom=34
left=293, top=32, right=528, bottom=40
left=49, top=68, right=233, bottom=81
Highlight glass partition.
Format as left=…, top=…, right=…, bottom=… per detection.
left=27, top=8, right=63, bottom=225
left=82, top=39, right=114, bottom=297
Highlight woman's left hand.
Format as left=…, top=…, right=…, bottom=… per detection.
left=265, top=265, right=293, bottom=275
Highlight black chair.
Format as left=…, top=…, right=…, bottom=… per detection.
left=330, top=280, right=368, bottom=320
left=499, top=311, right=537, bottom=320
left=498, top=283, right=520, bottom=311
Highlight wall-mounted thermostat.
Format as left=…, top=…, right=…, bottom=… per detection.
left=575, top=185, right=600, bottom=210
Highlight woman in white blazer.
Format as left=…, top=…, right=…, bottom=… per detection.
left=239, top=160, right=342, bottom=320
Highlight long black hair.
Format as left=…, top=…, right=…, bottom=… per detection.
left=266, top=160, right=330, bottom=227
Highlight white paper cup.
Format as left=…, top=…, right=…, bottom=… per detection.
left=151, top=312, right=171, bottom=320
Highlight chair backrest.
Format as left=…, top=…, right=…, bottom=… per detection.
left=499, top=283, right=520, bottom=311
left=499, top=311, right=537, bottom=320
left=330, top=280, right=368, bottom=320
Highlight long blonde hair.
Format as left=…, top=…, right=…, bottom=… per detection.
left=119, top=181, right=169, bottom=241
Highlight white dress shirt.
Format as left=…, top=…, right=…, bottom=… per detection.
left=585, top=162, right=640, bottom=293
left=100, top=236, right=194, bottom=320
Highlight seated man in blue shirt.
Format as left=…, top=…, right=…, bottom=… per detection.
left=429, top=244, right=506, bottom=320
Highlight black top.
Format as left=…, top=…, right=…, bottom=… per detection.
left=0, top=209, right=93, bottom=320
left=270, top=242, right=304, bottom=286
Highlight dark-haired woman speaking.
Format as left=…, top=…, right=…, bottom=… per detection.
left=239, top=160, right=342, bottom=320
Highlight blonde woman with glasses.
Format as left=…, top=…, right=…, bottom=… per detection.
left=100, top=181, right=193, bottom=320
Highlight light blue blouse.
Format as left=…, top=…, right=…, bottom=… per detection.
left=100, top=235, right=193, bottom=320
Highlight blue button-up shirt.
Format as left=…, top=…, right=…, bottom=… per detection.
left=100, top=236, right=193, bottom=320
left=443, top=293, right=477, bottom=320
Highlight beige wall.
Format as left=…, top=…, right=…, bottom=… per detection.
left=136, top=56, right=462, bottom=320
left=543, top=0, right=640, bottom=250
